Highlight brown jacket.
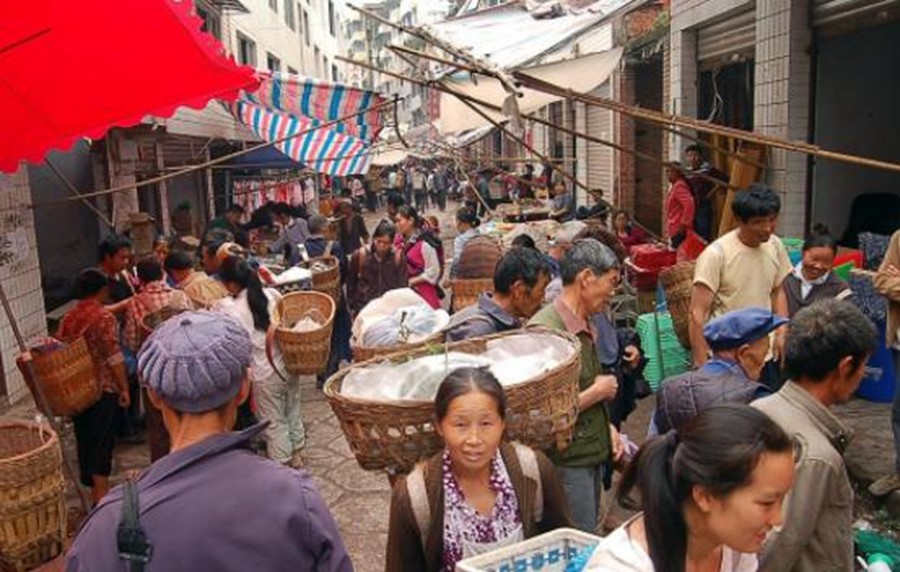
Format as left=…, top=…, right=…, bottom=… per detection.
left=875, top=230, right=900, bottom=345
left=385, top=442, right=572, bottom=572
left=347, top=245, right=408, bottom=315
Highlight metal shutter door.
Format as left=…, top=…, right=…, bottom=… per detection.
left=697, top=8, right=756, bottom=62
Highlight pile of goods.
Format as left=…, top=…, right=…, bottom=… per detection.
left=351, top=289, right=450, bottom=361
left=325, top=328, right=581, bottom=474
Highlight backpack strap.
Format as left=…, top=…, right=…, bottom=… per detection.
left=406, top=463, right=431, bottom=555
left=512, top=442, right=543, bottom=524
left=117, top=475, right=153, bottom=571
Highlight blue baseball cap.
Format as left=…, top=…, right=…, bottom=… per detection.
left=703, top=307, right=789, bottom=351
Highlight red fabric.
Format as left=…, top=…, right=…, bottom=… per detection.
left=1, top=0, right=259, bottom=171
left=665, top=179, right=695, bottom=238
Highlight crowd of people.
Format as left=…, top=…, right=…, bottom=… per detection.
left=55, top=157, right=896, bottom=572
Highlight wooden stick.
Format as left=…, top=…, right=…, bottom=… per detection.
left=0, top=282, right=92, bottom=513
left=17, top=99, right=396, bottom=212
left=44, top=158, right=115, bottom=228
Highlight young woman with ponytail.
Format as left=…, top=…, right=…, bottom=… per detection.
left=214, top=255, right=305, bottom=467
left=586, top=404, right=795, bottom=572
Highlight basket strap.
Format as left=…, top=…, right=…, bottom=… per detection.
left=265, top=325, right=288, bottom=382
left=117, top=475, right=153, bottom=570
left=406, top=464, right=430, bottom=554
left=512, top=442, right=543, bottom=525
left=324, top=240, right=334, bottom=258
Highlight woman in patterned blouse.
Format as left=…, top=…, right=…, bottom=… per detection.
left=385, top=368, right=572, bottom=572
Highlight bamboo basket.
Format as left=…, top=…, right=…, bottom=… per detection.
left=301, top=255, right=341, bottom=303
left=325, top=328, right=581, bottom=475
left=17, top=338, right=99, bottom=417
left=0, top=422, right=66, bottom=572
left=140, top=306, right=189, bottom=337
left=660, top=261, right=696, bottom=349
left=451, top=278, right=494, bottom=313
left=275, top=291, right=336, bottom=375
left=351, top=330, right=445, bottom=363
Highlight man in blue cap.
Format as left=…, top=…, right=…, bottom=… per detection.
left=66, top=311, right=352, bottom=572
left=652, top=307, right=788, bottom=434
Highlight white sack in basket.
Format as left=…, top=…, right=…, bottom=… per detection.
left=352, top=288, right=449, bottom=345
left=341, top=333, right=575, bottom=402
left=273, top=266, right=313, bottom=285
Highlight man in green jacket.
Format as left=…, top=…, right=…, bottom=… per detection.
left=529, top=238, right=624, bottom=532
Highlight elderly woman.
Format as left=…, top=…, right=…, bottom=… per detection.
left=529, top=239, right=624, bottom=532
left=386, top=368, right=571, bottom=571
left=783, top=226, right=851, bottom=317
left=588, top=404, right=794, bottom=571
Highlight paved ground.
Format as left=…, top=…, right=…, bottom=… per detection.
left=5, top=201, right=899, bottom=570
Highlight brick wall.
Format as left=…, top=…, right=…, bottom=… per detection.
left=0, top=167, right=47, bottom=404
left=617, top=66, right=637, bottom=214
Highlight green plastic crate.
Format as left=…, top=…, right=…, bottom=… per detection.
left=636, top=312, right=691, bottom=390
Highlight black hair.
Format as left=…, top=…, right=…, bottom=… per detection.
left=164, top=250, right=194, bottom=272
left=97, top=234, right=132, bottom=261
left=73, top=268, right=109, bottom=300
left=803, top=224, right=837, bottom=253
left=494, top=247, right=550, bottom=295
left=732, top=183, right=781, bottom=222
left=219, top=256, right=271, bottom=332
left=456, top=207, right=480, bottom=228
left=226, top=204, right=244, bottom=215
left=397, top=205, right=421, bottom=227
left=784, top=299, right=877, bottom=382
left=136, top=258, right=163, bottom=283
left=271, top=202, right=292, bottom=217
left=435, top=367, right=507, bottom=423
left=204, top=239, right=225, bottom=260
left=685, top=144, right=703, bottom=155
left=387, top=192, right=405, bottom=210
left=560, top=238, right=619, bottom=286
left=372, top=219, right=397, bottom=241
left=575, top=226, right=628, bottom=264
left=511, top=234, right=537, bottom=250
left=617, top=404, right=793, bottom=572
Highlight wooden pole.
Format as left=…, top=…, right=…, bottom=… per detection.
left=43, top=159, right=114, bottom=228
left=0, top=282, right=92, bottom=513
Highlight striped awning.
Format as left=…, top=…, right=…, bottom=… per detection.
left=234, top=73, right=385, bottom=175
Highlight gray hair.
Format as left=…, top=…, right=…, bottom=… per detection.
left=560, top=238, right=619, bottom=285
left=308, top=215, right=328, bottom=235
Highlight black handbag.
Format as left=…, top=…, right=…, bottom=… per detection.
left=117, top=476, right=153, bottom=571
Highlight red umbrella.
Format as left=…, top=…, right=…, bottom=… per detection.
left=0, top=0, right=259, bottom=172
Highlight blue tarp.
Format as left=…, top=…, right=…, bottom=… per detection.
left=227, top=145, right=304, bottom=169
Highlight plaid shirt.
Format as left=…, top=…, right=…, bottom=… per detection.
left=56, top=299, right=123, bottom=393
left=123, top=281, right=193, bottom=352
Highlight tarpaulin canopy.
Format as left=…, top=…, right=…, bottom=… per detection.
left=227, top=145, right=304, bottom=169
left=1, top=0, right=259, bottom=172
left=232, top=73, right=386, bottom=176
left=439, top=49, right=622, bottom=133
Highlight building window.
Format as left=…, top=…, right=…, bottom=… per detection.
left=267, top=52, right=282, bottom=72
left=314, top=46, right=321, bottom=76
left=302, top=9, right=310, bottom=46
left=332, top=64, right=339, bottom=82
left=328, top=0, right=336, bottom=37
left=196, top=4, right=221, bottom=40
left=269, top=0, right=278, bottom=12
left=284, top=0, right=296, bottom=30
left=237, top=33, right=257, bottom=67
left=323, top=57, right=329, bottom=79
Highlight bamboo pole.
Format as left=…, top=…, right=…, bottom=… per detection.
left=0, top=282, right=92, bottom=513
left=13, top=99, right=396, bottom=213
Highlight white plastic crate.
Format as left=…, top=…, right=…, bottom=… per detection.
left=456, top=528, right=601, bottom=572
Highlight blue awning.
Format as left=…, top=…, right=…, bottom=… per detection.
left=227, top=145, right=304, bottom=169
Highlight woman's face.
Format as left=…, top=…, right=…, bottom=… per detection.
left=801, top=246, right=835, bottom=281
left=696, top=450, right=795, bottom=554
left=397, top=215, right=414, bottom=237
left=437, top=391, right=505, bottom=476
left=614, top=213, right=628, bottom=232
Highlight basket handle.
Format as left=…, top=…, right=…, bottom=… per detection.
left=265, top=325, right=289, bottom=382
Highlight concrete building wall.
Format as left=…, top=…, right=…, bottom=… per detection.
left=0, top=167, right=47, bottom=404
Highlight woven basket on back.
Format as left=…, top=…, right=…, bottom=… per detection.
left=0, top=422, right=66, bottom=572
left=16, top=338, right=99, bottom=417
left=325, top=328, right=581, bottom=475
left=301, top=255, right=341, bottom=303
left=275, top=291, right=336, bottom=375
left=450, top=278, right=494, bottom=313
left=351, top=330, right=445, bottom=363
left=140, top=306, right=189, bottom=337
left=660, top=261, right=696, bottom=350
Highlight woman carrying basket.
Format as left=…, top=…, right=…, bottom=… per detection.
left=386, top=368, right=572, bottom=572
left=57, top=269, right=131, bottom=504
left=214, top=256, right=305, bottom=467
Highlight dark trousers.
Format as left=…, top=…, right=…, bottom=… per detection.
left=892, top=350, right=900, bottom=473
left=414, top=189, right=427, bottom=212
left=73, top=393, right=119, bottom=487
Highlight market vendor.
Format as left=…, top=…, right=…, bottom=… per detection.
left=549, top=181, right=574, bottom=223
left=652, top=307, right=784, bottom=435
left=65, top=310, right=352, bottom=572
left=386, top=368, right=572, bottom=572
left=269, top=202, right=310, bottom=266
left=445, top=247, right=551, bottom=342
left=529, top=238, right=624, bottom=533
